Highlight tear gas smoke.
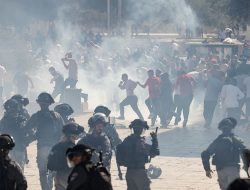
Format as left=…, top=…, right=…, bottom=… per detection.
left=0, top=0, right=199, bottom=119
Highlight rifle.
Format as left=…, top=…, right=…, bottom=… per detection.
left=97, top=152, right=103, bottom=167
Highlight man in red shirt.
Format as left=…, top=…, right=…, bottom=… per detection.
left=138, top=70, right=161, bottom=126
left=174, top=71, right=195, bottom=127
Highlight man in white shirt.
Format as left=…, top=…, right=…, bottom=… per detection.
left=221, top=78, right=244, bottom=122
left=118, top=73, right=144, bottom=120
left=61, top=52, right=78, bottom=89
left=243, top=71, right=250, bottom=119
left=0, top=64, right=6, bottom=101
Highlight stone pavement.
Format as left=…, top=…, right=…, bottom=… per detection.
left=24, top=112, right=250, bottom=190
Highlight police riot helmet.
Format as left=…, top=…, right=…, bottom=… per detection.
left=0, top=134, right=15, bottom=150
left=62, top=123, right=84, bottom=135
left=66, top=144, right=93, bottom=161
left=11, top=94, right=29, bottom=107
left=54, top=103, right=74, bottom=116
left=94, top=105, right=111, bottom=117
left=4, top=99, right=19, bottom=112
left=88, top=113, right=108, bottom=128
left=36, top=92, right=55, bottom=105
left=129, top=119, right=149, bottom=130
left=218, top=118, right=236, bottom=131
left=147, top=165, right=162, bottom=179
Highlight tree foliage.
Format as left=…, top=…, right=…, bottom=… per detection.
left=187, top=0, right=250, bottom=28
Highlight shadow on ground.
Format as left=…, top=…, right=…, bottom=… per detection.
left=146, top=122, right=250, bottom=158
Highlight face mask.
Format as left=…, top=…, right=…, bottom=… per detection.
left=67, top=157, right=75, bottom=168
left=142, top=129, right=146, bottom=135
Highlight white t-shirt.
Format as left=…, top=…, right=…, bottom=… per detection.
left=0, top=65, right=6, bottom=87
left=243, top=76, right=250, bottom=98
left=220, top=84, right=244, bottom=108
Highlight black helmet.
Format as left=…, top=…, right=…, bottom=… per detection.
left=129, top=119, right=149, bottom=130
left=4, top=99, right=19, bottom=111
left=147, top=165, right=162, bottom=179
left=94, top=105, right=111, bottom=117
left=0, top=134, right=15, bottom=150
left=36, top=92, right=55, bottom=105
left=62, top=123, right=84, bottom=135
left=88, top=113, right=108, bottom=128
left=54, top=103, right=74, bottom=116
left=11, top=94, right=29, bottom=107
left=66, top=144, right=93, bottom=160
left=218, top=118, right=236, bottom=130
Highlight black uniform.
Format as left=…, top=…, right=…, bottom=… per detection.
left=78, top=134, right=112, bottom=169
left=67, top=162, right=89, bottom=190
left=0, top=113, right=28, bottom=170
left=0, top=156, right=27, bottom=190
left=122, top=134, right=159, bottom=190
left=201, top=133, right=249, bottom=190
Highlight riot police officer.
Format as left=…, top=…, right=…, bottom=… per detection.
left=78, top=113, right=112, bottom=170
left=93, top=105, right=122, bottom=148
left=48, top=123, right=84, bottom=190
left=54, top=103, right=75, bottom=124
left=116, top=119, right=160, bottom=190
left=66, top=144, right=113, bottom=190
left=11, top=94, right=30, bottom=120
left=11, top=95, right=30, bottom=165
left=66, top=144, right=92, bottom=190
left=0, top=134, right=27, bottom=190
left=0, top=99, right=28, bottom=171
left=26, top=92, right=64, bottom=190
left=201, top=118, right=249, bottom=190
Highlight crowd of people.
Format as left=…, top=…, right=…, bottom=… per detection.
left=0, top=22, right=250, bottom=190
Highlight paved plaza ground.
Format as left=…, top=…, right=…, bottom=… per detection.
left=24, top=110, right=250, bottom=190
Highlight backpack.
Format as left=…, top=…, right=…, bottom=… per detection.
left=47, top=147, right=62, bottom=171
left=212, top=136, right=236, bottom=166
left=116, top=136, right=136, bottom=167
left=87, top=164, right=113, bottom=190
left=47, top=142, right=72, bottom=172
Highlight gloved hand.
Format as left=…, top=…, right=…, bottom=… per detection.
left=205, top=170, right=213, bottom=178
left=150, top=132, right=157, bottom=139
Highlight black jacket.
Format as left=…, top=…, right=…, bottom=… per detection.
left=123, top=134, right=160, bottom=169
left=0, top=113, right=28, bottom=150
left=0, top=157, right=27, bottom=190
left=201, top=133, right=249, bottom=171
left=48, top=140, right=75, bottom=172
left=67, top=162, right=89, bottom=190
